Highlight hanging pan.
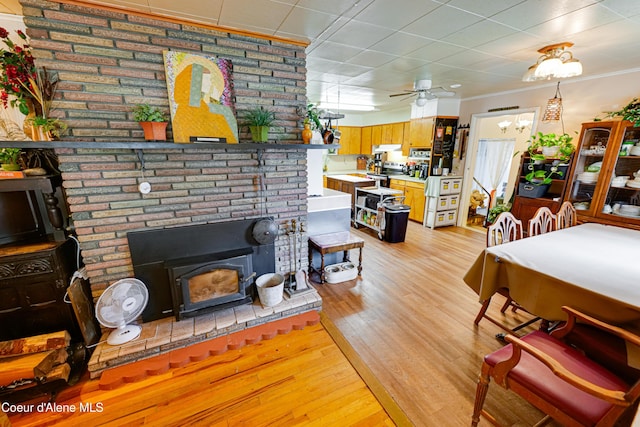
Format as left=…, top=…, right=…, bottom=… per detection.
left=252, top=149, right=278, bottom=245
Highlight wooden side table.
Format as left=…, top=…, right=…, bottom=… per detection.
left=308, top=232, right=364, bottom=284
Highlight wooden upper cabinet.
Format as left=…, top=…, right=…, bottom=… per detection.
left=361, top=126, right=372, bottom=155
left=337, top=126, right=361, bottom=155
left=381, top=124, right=393, bottom=144
left=409, top=117, right=435, bottom=148
left=391, top=122, right=404, bottom=145
left=402, top=121, right=411, bottom=156
left=371, top=125, right=382, bottom=146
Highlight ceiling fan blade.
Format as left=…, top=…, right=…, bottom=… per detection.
left=429, top=87, right=455, bottom=97
left=389, top=91, right=415, bottom=98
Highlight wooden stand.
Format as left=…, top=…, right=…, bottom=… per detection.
left=308, top=232, right=364, bottom=284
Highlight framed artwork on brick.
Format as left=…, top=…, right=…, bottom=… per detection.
left=163, top=51, right=238, bottom=143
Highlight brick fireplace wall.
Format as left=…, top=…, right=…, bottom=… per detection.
left=18, top=1, right=312, bottom=296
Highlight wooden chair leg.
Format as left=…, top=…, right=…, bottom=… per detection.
left=499, top=296, right=513, bottom=313
left=474, top=298, right=492, bottom=326
left=471, top=363, right=492, bottom=427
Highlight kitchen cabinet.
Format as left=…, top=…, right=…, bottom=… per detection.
left=389, top=178, right=426, bottom=223
left=361, top=126, right=372, bottom=154
left=409, top=117, right=435, bottom=148
left=564, top=120, right=640, bottom=230
left=371, top=125, right=382, bottom=145
left=391, top=122, right=405, bottom=145
left=424, top=176, right=463, bottom=229
left=337, top=126, right=361, bottom=155
left=381, top=124, right=393, bottom=144
left=402, top=122, right=411, bottom=156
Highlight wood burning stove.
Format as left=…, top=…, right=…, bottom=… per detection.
left=128, top=219, right=276, bottom=322
left=165, top=248, right=255, bottom=320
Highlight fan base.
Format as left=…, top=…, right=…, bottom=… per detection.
left=107, top=324, right=142, bottom=346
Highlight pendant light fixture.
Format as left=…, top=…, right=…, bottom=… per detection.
left=542, top=82, right=563, bottom=123
left=522, top=42, right=582, bottom=82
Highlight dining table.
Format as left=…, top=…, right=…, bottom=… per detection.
left=463, top=222, right=640, bottom=324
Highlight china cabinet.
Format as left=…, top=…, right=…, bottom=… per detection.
left=564, top=120, right=640, bottom=230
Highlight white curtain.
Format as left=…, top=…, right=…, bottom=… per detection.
left=474, top=138, right=516, bottom=205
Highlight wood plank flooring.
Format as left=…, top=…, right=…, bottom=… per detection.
left=315, top=221, right=553, bottom=427
left=6, top=221, right=555, bottom=426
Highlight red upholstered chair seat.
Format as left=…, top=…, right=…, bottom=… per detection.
left=485, top=330, right=629, bottom=426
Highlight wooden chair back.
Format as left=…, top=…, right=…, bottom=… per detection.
left=527, top=207, right=556, bottom=237
left=556, top=201, right=577, bottom=230
left=486, top=212, right=523, bottom=247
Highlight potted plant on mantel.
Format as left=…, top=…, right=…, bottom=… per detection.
left=132, top=103, right=168, bottom=141
left=244, top=106, right=275, bottom=143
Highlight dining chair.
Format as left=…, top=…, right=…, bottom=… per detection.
left=527, top=206, right=556, bottom=236
left=556, top=201, right=577, bottom=230
left=471, top=306, right=640, bottom=427
left=474, top=212, right=536, bottom=334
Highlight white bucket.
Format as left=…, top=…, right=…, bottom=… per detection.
left=255, top=273, right=284, bottom=306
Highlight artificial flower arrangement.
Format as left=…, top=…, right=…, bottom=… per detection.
left=0, top=27, right=66, bottom=139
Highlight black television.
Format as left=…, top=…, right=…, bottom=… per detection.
left=0, top=190, right=47, bottom=246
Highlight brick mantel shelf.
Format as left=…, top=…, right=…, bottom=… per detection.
left=0, top=141, right=339, bottom=150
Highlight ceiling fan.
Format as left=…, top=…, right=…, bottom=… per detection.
left=389, top=79, right=455, bottom=106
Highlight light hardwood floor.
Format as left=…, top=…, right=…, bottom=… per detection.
left=315, top=221, right=553, bottom=427
left=5, top=221, right=553, bottom=426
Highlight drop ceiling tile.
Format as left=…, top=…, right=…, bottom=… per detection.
left=369, top=32, right=432, bottom=56
left=402, top=5, right=483, bottom=39
left=444, top=0, right=527, bottom=18
left=406, top=41, right=467, bottom=62
left=489, top=0, right=605, bottom=31
left=346, top=50, right=398, bottom=67
left=326, top=20, right=395, bottom=48
left=524, top=5, right=623, bottom=39
left=218, top=0, right=292, bottom=33
left=600, top=0, right=640, bottom=17
left=474, top=31, right=545, bottom=58
left=309, top=40, right=364, bottom=62
left=277, top=7, right=340, bottom=40
left=441, top=20, right=519, bottom=48
left=296, top=0, right=372, bottom=16
left=149, top=0, right=222, bottom=20
left=377, top=56, right=430, bottom=73
left=351, top=0, right=441, bottom=29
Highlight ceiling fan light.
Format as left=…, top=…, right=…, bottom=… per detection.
left=534, top=57, right=563, bottom=78
left=557, top=59, right=582, bottom=78
left=415, top=96, right=428, bottom=107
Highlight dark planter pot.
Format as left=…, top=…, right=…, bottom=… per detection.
left=544, top=163, right=569, bottom=179
left=522, top=162, right=544, bottom=176
left=140, top=121, right=168, bottom=141
left=518, top=182, right=550, bottom=198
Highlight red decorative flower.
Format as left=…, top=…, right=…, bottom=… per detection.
left=0, top=27, right=37, bottom=115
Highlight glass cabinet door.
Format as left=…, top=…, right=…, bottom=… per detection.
left=600, top=124, right=640, bottom=220
left=567, top=124, right=612, bottom=215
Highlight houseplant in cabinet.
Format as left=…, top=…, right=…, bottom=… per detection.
left=564, top=120, right=640, bottom=230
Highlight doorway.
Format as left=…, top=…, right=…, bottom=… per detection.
left=459, top=108, right=539, bottom=231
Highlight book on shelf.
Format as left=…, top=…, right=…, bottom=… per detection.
left=0, top=170, right=25, bottom=179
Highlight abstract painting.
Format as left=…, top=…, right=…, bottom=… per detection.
left=163, top=51, right=238, bottom=143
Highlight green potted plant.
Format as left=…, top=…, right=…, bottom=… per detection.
left=486, top=202, right=511, bottom=225
left=0, top=147, right=22, bottom=171
left=605, top=98, right=640, bottom=127
left=244, top=106, right=275, bottom=142
left=132, top=103, right=168, bottom=141
left=527, top=132, right=575, bottom=161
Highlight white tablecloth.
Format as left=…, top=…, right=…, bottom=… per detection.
left=464, top=223, right=640, bottom=323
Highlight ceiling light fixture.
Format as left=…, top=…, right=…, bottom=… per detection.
left=542, top=82, right=563, bottom=122
left=415, top=92, right=428, bottom=107
left=522, top=42, right=582, bottom=82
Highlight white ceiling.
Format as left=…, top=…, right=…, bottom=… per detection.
left=3, top=0, right=640, bottom=112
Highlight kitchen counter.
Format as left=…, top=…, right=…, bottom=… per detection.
left=388, top=174, right=426, bottom=184
left=308, top=188, right=351, bottom=212
left=325, top=174, right=376, bottom=183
